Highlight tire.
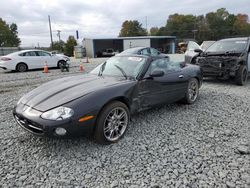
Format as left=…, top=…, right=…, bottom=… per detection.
left=182, top=78, right=199, bottom=104
left=57, top=60, right=66, bottom=68
left=235, top=65, right=248, bottom=86
left=94, top=101, right=130, bottom=144
left=16, top=63, right=28, bottom=72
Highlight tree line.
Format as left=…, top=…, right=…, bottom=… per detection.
left=119, top=8, right=250, bottom=43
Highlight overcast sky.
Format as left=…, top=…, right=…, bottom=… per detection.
left=1, top=0, right=249, bottom=47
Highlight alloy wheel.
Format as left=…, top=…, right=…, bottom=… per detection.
left=103, top=107, right=128, bottom=142
left=188, top=80, right=198, bottom=102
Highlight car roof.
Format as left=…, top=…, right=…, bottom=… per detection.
left=6, top=49, right=49, bottom=56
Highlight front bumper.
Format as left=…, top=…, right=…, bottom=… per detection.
left=197, top=57, right=239, bottom=77
left=0, top=66, right=7, bottom=70
left=13, top=104, right=95, bottom=137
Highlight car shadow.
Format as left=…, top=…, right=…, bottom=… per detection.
left=1, top=67, right=60, bottom=74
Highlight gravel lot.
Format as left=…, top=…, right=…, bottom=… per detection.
left=0, top=57, right=250, bottom=187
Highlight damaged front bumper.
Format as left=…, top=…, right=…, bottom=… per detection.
left=197, top=56, right=240, bottom=77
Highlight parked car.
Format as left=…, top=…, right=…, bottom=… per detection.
left=0, top=50, right=69, bottom=72
left=185, top=41, right=215, bottom=64
left=102, top=48, right=119, bottom=57
left=13, top=55, right=202, bottom=144
left=193, top=37, right=250, bottom=85
left=119, top=47, right=169, bottom=59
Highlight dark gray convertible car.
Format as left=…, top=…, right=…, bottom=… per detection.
left=13, top=55, right=202, bottom=144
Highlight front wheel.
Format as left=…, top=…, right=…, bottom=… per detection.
left=182, top=78, right=199, bottom=104
left=235, top=65, right=248, bottom=86
left=94, top=101, right=130, bottom=144
left=57, top=60, right=66, bottom=69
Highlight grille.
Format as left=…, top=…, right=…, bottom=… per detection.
left=15, top=115, right=44, bottom=135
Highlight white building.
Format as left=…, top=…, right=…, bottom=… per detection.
left=83, top=36, right=176, bottom=58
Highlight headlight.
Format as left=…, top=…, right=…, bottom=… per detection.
left=41, top=106, right=74, bottom=121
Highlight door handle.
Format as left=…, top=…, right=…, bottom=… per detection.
left=179, top=75, right=184, bottom=78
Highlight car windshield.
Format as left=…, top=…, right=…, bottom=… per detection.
left=205, top=39, right=248, bottom=53
left=90, top=56, right=147, bottom=79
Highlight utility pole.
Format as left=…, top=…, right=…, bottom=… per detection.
left=192, top=30, right=198, bottom=40
left=145, top=16, right=148, bottom=33
left=48, top=15, right=53, bottom=49
left=57, top=30, right=61, bottom=41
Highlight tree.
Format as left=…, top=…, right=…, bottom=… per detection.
left=233, top=14, right=250, bottom=36
left=64, top=36, right=77, bottom=57
left=149, top=27, right=159, bottom=36
left=51, top=40, right=65, bottom=52
left=119, top=20, right=147, bottom=37
left=165, top=14, right=197, bottom=39
left=206, top=8, right=236, bottom=39
left=0, top=18, right=21, bottom=47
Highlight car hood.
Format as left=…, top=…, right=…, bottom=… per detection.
left=20, top=74, right=132, bottom=112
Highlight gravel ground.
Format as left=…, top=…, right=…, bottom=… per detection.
left=0, top=58, right=250, bottom=187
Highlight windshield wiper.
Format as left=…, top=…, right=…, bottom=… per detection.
left=98, top=61, right=107, bottom=76
left=114, top=64, right=127, bottom=79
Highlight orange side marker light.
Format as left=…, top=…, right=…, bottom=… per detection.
left=78, top=115, right=94, bottom=122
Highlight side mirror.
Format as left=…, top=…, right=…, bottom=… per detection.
left=194, top=49, right=202, bottom=53
left=150, top=70, right=164, bottom=77
left=180, top=61, right=186, bottom=68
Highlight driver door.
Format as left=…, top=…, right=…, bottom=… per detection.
left=138, top=59, right=189, bottom=110
left=36, top=51, right=54, bottom=67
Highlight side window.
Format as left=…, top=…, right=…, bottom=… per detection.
left=166, top=61, right=182, bottom=72
left=140, top=48, right=150, bottom=55
left=36, top=51, right=51, bottom=56
left=146, top=59, right=169, bottom=76
left=43, top=52, right=51, bottom=56
left=146, top=59, right=181, bottom=77
left=28, top=51, right=37, bottom=56
left=20, top=52, right=36, bottom=56
left=150, top=48, right=160, bottom=56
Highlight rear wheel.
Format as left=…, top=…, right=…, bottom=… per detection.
left=16, top=63, right=28, bottom=72
left=235, top=65, right=248, bottom=86
left=94, top=101, right=130, bottom=144
left=182, top=78, right=199, bottom=104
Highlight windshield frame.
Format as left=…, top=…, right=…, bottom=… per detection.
left=90, top=55, right=148, bottom=80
